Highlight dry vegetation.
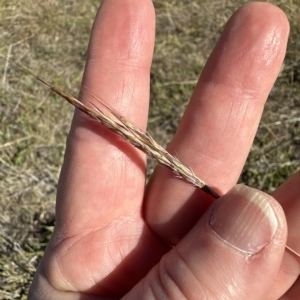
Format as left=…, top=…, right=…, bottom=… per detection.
left=0, top=0, right=299, bottom=298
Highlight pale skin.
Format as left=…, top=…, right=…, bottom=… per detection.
left=28, top=1, right=300, bottom=299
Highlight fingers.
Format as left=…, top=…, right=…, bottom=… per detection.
left=144, top=2, right=290, bottom=245
left=55, top=0, right=156, bottom=234
left=125, top=185, right=287, bottom=300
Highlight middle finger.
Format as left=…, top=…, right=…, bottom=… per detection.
left=144, top=2, right=289, bottom=245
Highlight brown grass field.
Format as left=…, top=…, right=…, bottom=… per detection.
left=0, top=0, right=300, bottom=298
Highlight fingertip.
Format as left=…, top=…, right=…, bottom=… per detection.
left=202, top=1, right=290, bottom=91
left=209, top=184, right=287, bottom=256
left=87, top=0, right=156, bottom=68
left=236, top=2, right=289, bottom=69
left=231, top=2, right=290, bottom=36
left=240, top=1, right=289, bottom=27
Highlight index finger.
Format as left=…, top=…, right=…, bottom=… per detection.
left=55, top=0, right=155, bottom=235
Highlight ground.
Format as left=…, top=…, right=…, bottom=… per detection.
left=0, top=0, right=299, bottom=298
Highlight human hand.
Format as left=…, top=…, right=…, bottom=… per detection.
left=28, top=1, right=300, bottom=299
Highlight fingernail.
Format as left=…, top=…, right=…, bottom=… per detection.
left=209, top=185, right=278, bottom=254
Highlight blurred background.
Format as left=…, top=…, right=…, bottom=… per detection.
left=0, top=0, right=299, bottom=298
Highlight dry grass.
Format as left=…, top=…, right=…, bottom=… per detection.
left=0, top=0, right=300, bottom=298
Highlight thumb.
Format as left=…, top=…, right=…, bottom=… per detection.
left=124, top=185, right=287, bottom=300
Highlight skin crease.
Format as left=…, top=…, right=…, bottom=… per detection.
left=28, top=1, right=300, bottom=300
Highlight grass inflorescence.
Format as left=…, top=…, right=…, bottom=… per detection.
left=6, top=58, right=221, bottom=199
